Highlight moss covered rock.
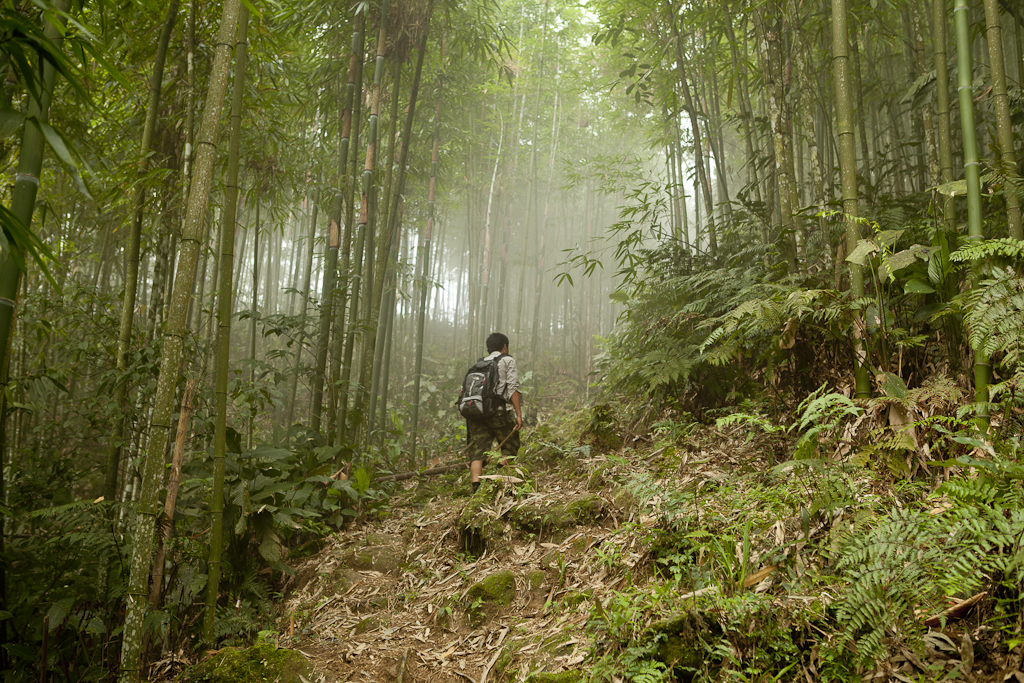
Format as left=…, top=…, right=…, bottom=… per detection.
left=177, top=643, right=310, bottom=683
left=524, top=569, right=546, bottom=592
left=338, top=532, right=407, bottom=575
left=492, top=640, right=522, bottom=683
left=610, top=486, right=637, bottom=513
left=561, top=589, right=592, bottom=608
left=564, top=494, right=605, bottom=522
left=330, top=566, right=362, bottom=593
left=465, top=569, right=516, bottom=626
left=586, top=464, right=610, bottom=491
left=528, top=444, right=564, bottom=471
left=353, top=615, right=380, bottom=635
left=648, top=610, right=718, bottom=671
left=458, top=481, right=507, bottom=556
left=581, top=403, right=623, bottom=452
left=508, top=494, right=606, bottom=535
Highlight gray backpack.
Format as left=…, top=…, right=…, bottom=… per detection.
left=457, top=354, right=507, bottom=420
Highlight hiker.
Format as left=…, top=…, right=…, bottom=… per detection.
left=458, top=332, right=523, bottom=494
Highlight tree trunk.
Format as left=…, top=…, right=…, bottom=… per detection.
left=344, top=0, right=391, bottom=441
left=910, top=1, right=940, bottom=188
left=833, top=0, right=871, bottom=400
left=247, top=202, right=260, bottom=449
left=119, top=0, right=241, bottom=674
left=516, top=0, right=548, bottom=342
left=478, top=116, right=503, bottom=342
left=982, top=0, right=1022, bottom=239
left=851, top=31, right=872, bottom=198
left=204, top=2, right=248, bottom=642
left=409, top=38, right=443, bottom=466
left=149, top=377, right=195, bottom=611
left=376, top=221, right=400, bottom=448
left=496, top=90, right=525, bottom=332
left=333, top=10, right=367, bottom=447
left=530, top=92, right=560, bottom=367
left=364, top=22, right=430, bottom=436
left=0, top=3, right=67, bottom=666
left=670, top=9, right=717, bottom=255
left=286, top=187, right=317, bottom=428
left=105, top=0, right=178, bottom=506
left=761, top=0, right=800, bottom=272
left=794, top=26, right=827, bottom=249
left=953, top=0, right=989, bottom=429
left=366, top=58, right=404, bottom=426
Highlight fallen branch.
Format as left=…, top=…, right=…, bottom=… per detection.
left=924, top=591, right=987, bottom=627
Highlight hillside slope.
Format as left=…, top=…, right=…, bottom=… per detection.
left=196, top=410, right=1024, bottom=683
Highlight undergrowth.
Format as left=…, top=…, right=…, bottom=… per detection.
left=584, top=394, right=1024, bottom=682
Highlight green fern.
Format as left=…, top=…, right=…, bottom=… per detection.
left=961, top=267, right=1024, bottom=370
left=832, top=462, right=1024, bottom=667
left=950, top=238, right=1024, bottom=263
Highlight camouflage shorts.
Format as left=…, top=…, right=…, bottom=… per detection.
left=466, top=411, right=520, bottom=463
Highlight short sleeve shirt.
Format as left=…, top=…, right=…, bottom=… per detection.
left=484, top=351, right=520, bottom=403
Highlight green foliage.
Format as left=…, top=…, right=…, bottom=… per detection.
left=950, top=237, right=1024, bottom=264
left=177, top=642, right=311, bottom=683
left=826, top=451, right=1024, bottom=668
left=181, top=436, right=380, bottom=581
left=961, top=266, right=1024, bottom=363
left=598, top=255, right=770, bottom=403
left=790, top=385, right=863, bottom=459
left=2, top=498, right=117, bottom=682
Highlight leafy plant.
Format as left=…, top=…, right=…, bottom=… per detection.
left=827, top=451, right=1024, bottom=667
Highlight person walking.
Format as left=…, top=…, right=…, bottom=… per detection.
left=463, top=332, right=523, bottom=493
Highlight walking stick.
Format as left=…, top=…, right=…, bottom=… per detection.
left=483, top=428, right=519, bottom=468
left=496, top=428, right=517, bottom=451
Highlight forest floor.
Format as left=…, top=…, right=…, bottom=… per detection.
left=190, top=402, right=1024, bottom=683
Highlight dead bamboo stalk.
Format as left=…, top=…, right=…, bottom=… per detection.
left=149, top=378, right=196, bottom=609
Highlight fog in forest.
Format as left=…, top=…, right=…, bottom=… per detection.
left=1, top=0, right=1022, bottom=676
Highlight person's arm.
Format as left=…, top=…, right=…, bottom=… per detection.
left=510, top=390, right=523, bottom=431
left=503, top=356, right=523, bottom=430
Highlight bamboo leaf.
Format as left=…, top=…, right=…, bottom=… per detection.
left=0, top=109, right=25, bottom=139
left=29, top=119, right=91, bottom=199
left=259, top=536, right=282, bottom=563
left=876, top=229, right=905, bottom=247
left=928, top=253, right=944, bottom=285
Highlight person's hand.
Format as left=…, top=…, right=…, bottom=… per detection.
left=515, top=414, right=523, bottom=431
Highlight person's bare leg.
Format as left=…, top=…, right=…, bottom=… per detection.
left=470, top=459, right=483, bottom=482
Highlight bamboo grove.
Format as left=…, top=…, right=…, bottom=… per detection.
left=0, top=0, right=1019, bottom=678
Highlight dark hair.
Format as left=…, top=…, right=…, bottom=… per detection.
left=486, top=332, right=509, bottom=353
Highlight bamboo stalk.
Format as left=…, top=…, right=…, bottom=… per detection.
left=106, top=0, right=179, bottom=505
left=121, top=0, right=243, bottom=673
left=205, top=2, right=249, bottom=641
left=953, top=0, right=989, bottom=430
left=332, top=9, right=367, bottom=448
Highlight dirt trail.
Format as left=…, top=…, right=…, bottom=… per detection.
left=280, top=446, right=637, bottom=683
